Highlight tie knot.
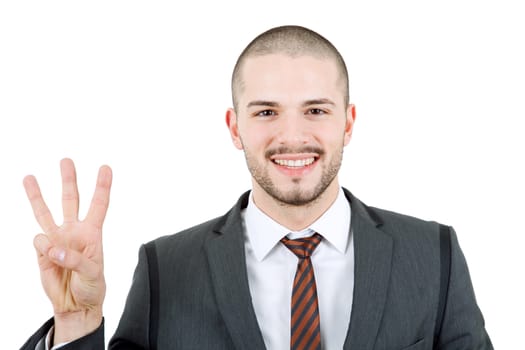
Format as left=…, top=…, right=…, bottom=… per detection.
left=281, top=233, right=323, bottom=259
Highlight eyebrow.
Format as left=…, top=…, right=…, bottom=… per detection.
left=301, top=98, right=336, bottom=107
left=246, top=100, right=280, bottom=108
left=246, top=98, right=336, bottom=109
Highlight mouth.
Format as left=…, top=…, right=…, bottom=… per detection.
left=270, top=153, right=319, bottom=170
left=266, top=146, right=323, bottom=176
left=272, top=157, right=316, bottom=168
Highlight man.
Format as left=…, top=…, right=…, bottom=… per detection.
left=22, top=25, right=492, bottom=349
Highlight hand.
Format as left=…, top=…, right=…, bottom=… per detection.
left=23, top=158, right=112, bottom=343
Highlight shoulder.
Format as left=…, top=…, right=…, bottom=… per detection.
left=131, top=215, right=229, bottom=277
left=144, top=190, right=249, bottom=253
left=367, top=205, right=448, bottom=257
left=146, top=214, right=226, bottom=256
left=346, top=188, right=446, bottom=240
left=347, top=190, right=448, bottom=254
left=369, top=205, right=443, bottom=235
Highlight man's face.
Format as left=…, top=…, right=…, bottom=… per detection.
left=227, top=54, right=355, bottom=207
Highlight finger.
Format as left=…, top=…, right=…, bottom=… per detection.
left=33, top=233, right=52, bottom=258
left=47, top=246, right=101, bottom=280
left=85, top=165, right=112, bottom=229
left=61, top=158, right=79, bottom=223
left=23, top=175, right=58, bottom=234
left=34, top=234, right=59, bottom=271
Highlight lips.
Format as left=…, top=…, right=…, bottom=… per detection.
left=268, top=147, right=322, bottom=172
left=273, top=158, right=315, bottom=167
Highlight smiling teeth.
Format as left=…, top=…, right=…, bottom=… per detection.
left=274, top=158, right=315, bottom=167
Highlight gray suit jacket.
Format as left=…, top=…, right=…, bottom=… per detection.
left=22, top=189, right=492, bottom=349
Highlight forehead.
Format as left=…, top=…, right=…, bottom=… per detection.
left=238, top=54, right=343, bottom=105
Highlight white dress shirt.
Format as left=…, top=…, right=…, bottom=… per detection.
left=242, top=188, right=354, bottom=350
left=38, top=326, right=66, bottom=350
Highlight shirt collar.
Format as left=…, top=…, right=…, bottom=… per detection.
left=244, top=188, right=351, bottom=261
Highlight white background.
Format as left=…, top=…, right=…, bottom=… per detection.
left=1, top=1, right=523, bottom=348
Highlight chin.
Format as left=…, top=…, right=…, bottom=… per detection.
left=270, top=185, right=327, bottom=207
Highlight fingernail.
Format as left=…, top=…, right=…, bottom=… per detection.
left=51, top=248, right=65, bottom=262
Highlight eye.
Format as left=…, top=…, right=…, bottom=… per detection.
left=255, top=110, right=277, bottom=117
left=307, top=108, right=326, bottom=115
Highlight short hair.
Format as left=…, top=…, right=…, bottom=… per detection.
left=231, top=25, right=349, bottom=111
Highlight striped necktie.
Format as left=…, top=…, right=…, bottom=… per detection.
left=281, top=233, right=323, bottom=350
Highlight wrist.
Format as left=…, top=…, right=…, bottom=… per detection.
left=53, top=309, right=103, bottom=344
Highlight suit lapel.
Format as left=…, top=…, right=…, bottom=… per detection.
left=204, top=192, right=267, bottom=350
left=204, top=189, right=393, bottom=350
left=343, top=190, right=394, bottom=350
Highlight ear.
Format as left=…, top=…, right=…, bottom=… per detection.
left=225, top=108, right=243, bottom=150
left=343, top=104, right=356, bottom=146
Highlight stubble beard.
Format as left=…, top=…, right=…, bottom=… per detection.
left=243, top=145, right=343, bottom=207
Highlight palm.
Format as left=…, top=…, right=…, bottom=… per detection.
left=24, top=159, right=112, bottom=315
left=39, top=223, right=103, bottom=313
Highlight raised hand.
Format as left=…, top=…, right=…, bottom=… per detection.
left=23, top=158, right=112, bottom=344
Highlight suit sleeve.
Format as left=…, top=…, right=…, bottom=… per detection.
left=19, top=318, right=105, bottom=350
left=19, top=318, right=54, bottom=350
left=437, top=227, right=493, bottom=349
left=109, top=244, right=152, bottom=349
left=21, top=245, right=152, bottom=350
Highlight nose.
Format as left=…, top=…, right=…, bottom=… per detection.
left=275, top=112, right=310, bottom=146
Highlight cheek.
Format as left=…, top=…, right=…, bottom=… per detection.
left=239, top=125, right=273, bottom=151
left=315, top=123, right=347, bottom=146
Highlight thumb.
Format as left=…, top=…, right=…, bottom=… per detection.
left=34, top=234, right=101, bottom=280
left=47, top=246, right=101, bottom=280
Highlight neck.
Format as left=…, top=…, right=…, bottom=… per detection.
left=251, top=180, right=340, bottom=231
